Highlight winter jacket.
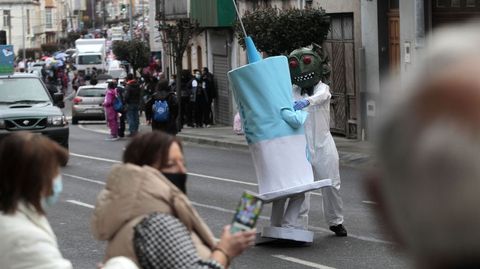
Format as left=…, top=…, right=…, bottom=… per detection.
left=91, top=164, right=216, bottom=266
left=104, top=88, right=118, bottom=121
left=0, top=202, right=138, bottom=269
left=124, top=80, right=141, bottom=105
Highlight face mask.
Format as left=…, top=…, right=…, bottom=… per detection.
left=163, top=173, right=187, bottom=194
left=195, top=74, right=201, bottom=80
left=43, top=174, right=63, bottom=207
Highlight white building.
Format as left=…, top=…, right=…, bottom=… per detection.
left=0, top=0, right=68, bottom=57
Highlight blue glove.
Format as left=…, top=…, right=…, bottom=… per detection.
left=293, top=99, right=310, bottom=110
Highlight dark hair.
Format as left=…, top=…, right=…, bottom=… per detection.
left=0, top=132, right=68, bottom=215
left=155, top=79, right=169, bottom=93
left=127, top=73, right=134, bottom=81
left=123, top=131, right=182, bottom=169
left=90, top=77, right=98, bottom=85
left=108, top=81, right=116, bottom=89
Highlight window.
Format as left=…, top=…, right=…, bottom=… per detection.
left=78, top=55, right=102, bottom=65
left=45, top=9, right=52, bottom=29
left=3, top=10, right=10, bottom=27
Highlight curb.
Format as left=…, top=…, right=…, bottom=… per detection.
left=177, top=134, right=249, bottom=151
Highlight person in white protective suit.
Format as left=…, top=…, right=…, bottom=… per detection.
left=289, top=47, right=347, bottom=236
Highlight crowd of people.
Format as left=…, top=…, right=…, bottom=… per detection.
left=102, top=67, right=217, bottom=141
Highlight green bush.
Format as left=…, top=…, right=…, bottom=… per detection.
left=235, top=7, right=330, bottom=56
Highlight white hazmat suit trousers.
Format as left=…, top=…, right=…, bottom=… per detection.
left=293, top=83, right=344, bottom=226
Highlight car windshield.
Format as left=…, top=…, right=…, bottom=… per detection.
left=0, top=78, right=50, bottom=104
left=77, top=88, right=105, bottom=97
left=78, top=55, right=101, bottom=64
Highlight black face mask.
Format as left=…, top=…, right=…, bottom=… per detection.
left=163, top=173, right=188, bottom=194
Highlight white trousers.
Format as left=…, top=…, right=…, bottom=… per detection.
left=270, top=193, right=308, bottom=229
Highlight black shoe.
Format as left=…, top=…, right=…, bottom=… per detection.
left=329, top=224, right=347, bottom=237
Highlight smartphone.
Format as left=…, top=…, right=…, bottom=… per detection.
left=231, top=191, right=264, bottom=234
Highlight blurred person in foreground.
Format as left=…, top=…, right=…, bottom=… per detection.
left=91, top=132, right=256, bottom=269
left=0, top=132, right=137, bottom=269
left=370, top=22, right=480, bottom=269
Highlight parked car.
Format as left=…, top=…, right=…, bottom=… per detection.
left=0, top=73, right=69, bottom=150
left=71, top=83, right=108, bottom=124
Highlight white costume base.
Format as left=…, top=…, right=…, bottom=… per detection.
left=293, top=82, right=344, bottom=226
left=256, top=179, right=332, bottom=243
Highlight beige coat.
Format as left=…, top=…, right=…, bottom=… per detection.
left=91, top=164, right=216, bottom=265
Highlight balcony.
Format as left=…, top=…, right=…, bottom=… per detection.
left=161, top=0, right=188, bottom=19
left=190, top=0, right=235, bottom=28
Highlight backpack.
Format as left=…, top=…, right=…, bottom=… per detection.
left=153, top=99, right=169, bottom=122
left=113, top=94, right=124, bottom=112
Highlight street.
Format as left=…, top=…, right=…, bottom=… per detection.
left=49, top=123, right=412, bottom=269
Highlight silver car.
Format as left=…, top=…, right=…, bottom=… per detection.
left=71, top=83, right=107, bottom=124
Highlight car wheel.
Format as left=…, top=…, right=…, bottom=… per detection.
left=72, top=117, right=78, bottom=124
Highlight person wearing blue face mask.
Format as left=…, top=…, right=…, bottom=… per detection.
left=0, top=132, right=138, bottom=269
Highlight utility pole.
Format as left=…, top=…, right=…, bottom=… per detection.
left=128, top=0, right=133, bottom=40
left=91, top=0, right=95, bottom=30
left=21, top=0, right=26, bottom=61
left=141, top=0, right=145, bottom=41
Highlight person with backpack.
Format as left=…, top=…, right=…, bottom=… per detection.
left=116, top=79, right=127, bottom=138
left=103, top=81, right=120, bottom=141
left=145, top=79, right=179, bottom=135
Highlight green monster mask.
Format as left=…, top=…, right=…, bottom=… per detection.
left=289, top=47, right=330, bottom=96
left=289, top=48, right=322, bottom=89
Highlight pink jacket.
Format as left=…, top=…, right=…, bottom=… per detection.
left=104, top=88, right=117, bottom=119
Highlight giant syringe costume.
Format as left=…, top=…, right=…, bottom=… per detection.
left=227, top=1, right=332, bottom=243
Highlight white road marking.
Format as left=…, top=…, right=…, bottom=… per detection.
left=69, top=152, right=323, bottom=196
left=70, top=153, right=121, bottom=163
left=77, top=124, right=109, bottom=135
left=362, top=200, right=377, bottom=205
left=63, top=173, right=106, bottom=185
left=66, top=200, right=94, bottom=209
left=272, top=255, right=335, bottom=269
left=63, top=173, right=393, bottom=244
left=190, top=201, right=269, bottom=221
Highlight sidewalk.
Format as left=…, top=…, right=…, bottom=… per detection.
left=83, top=122, right=374, bottom=169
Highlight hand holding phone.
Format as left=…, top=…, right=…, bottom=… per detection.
left=230, top=191, right=263, bottom=234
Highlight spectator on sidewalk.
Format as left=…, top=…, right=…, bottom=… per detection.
left=180, top=70, right=193, bottom=128
left=91, top=132, right=256, bottom=269
left=103, top=81, right=120, bottom=141
left=145, top=79, right=179, bottom=135
left=190, top=69, right=209, bottom=128
left=370, top=22, right=480, bottom=269
left=116, top=79, right=127, bottom=138
left=202, top=67, right=217, bottom=127
left=124, top=73, right=142, bottom=137
left=0, top=132, right=138, bottom=269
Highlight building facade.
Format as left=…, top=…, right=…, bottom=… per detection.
left=360, top=0, right=480, bottom=139
left=0, top=0, right=68, bottom=56
left=152, top=0, right=364, bottom=134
